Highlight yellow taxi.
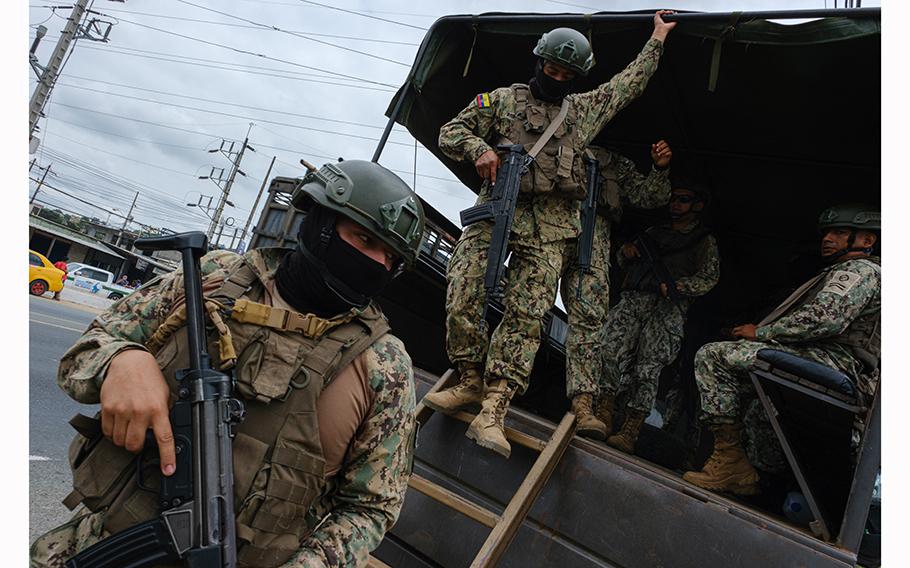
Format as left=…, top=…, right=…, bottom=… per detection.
left=29, top=249, right=65, bottom=296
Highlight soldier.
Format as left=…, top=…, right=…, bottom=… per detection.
left=600, top=185, right=719, bottom=454
left=683, top=204, right=880, bottom=495
left=424, top=12, right=677, bottom=458
left=561, top=141, right=673, bottom=440
left=30, top=160, right=426, bottom=568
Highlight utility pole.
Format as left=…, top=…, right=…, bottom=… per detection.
left=114, top=191, right=138, bottom=247
left=30, top=163, right=53, bottom=204
left=206, top=123, right=254, bottom=241
left=240, top=155, right=275, bottom=251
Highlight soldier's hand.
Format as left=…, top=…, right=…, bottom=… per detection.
left=621, top=242, right=641, bottom=259
left=659, top=283, right=669, bottom=297
left=475, top=150, right=501, bottom=184
left=652, top=10, right=677, bottom=42
left=100, top=349, right=177, bottom=477
left=651, top=140, right=672, bottom=169
left=731, top=324, right=758, bottom=341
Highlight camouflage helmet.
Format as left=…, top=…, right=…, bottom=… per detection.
left=818, top=204, right=880, bottom=232
left=291, top=160, right=426, bottom=267
left=533, top=27, right=595, bottom=77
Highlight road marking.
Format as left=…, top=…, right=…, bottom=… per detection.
left=29, top=455, right=52, bottom=461
left=29, top=318, right=86, bottom=333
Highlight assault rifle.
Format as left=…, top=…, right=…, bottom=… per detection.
left=575, top=153, right=601, bottom=300
left=459, top=144, right=531, bottom=320
left=68, top=232, right=245, bottom=568
left=633, top=231, right=684, bottom=307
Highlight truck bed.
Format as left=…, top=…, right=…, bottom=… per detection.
left=374, top=368, right=859, bottom=568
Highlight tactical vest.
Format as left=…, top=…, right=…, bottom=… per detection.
left=504, top=84, right=587, bottom=198
left=621, top=224, right=711, bottom=293
left=823, top=258, right=881, bottom=374
left=63, top=253, right=390, bottom=568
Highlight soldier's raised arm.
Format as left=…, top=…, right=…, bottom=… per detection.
left=573, top=11, right=676, bottom=145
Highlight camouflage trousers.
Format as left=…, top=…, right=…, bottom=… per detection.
left=694, top=339, right=857, bottom=474
left=602, top=290, right=685, bottom=413
left=445, top=222, right=567, bottom=393
left=561, top=215, right=612, bottom=399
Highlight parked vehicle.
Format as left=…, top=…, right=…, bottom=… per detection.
left=65, top=262, right=135, bottom=300
left=252, top=7, right=881, bottom=568
left=28, top=249, right=64, bottom=296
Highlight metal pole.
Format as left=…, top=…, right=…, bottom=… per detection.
left=114, top=191, right=138, bottom=246
left=208, top=123, right=252, bottom=241
left=29, top=0, right=89, bottom=138
left=240, top=155, right=275, bottom=250
left=30, top=163, right=52, bottom=204
left=372, top=83, right=411, bottom=163
left=413, top=139, right=418, bottom=191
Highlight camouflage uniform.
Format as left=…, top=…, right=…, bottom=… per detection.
left=560, top=148, right=671, bottom=399
left=602, top=220, right=719, bottom=413
left=694, top=256, right=881, bottom=473
left=440, top=38, right=665, bottom=392
left=31, top=248, right=416, bottom=568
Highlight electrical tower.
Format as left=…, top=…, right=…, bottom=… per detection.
left=200, top=124, right=254, bottom=241
left=29, top=0, right=117, bottom=144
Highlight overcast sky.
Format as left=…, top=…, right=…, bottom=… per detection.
left=26, top=0, right=880, bottom=245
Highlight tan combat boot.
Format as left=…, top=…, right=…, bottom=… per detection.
left=423, top=366, right=484, bottom=415
left=606, top=409, right=647, bottom=454
left=596, top=395, right=615, bottom=436
left=465, top=378, right=517, bottom=458
left=682, top=423, right=760, bottom=496
left=572, top=393, right=607, bottom=440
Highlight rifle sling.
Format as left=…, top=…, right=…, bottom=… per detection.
left=526, top=98, right=570, bottom=160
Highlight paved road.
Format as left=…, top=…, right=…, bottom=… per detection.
left=29, top=296, right=99, bottom=543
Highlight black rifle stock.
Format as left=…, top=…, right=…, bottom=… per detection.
left=67, top=232, right=245, bottom=568
left=632, top=232, right=684, bottom=307
left=458, top=144, right=531, bottom=320
left=575, top=154, right=601, bottom=301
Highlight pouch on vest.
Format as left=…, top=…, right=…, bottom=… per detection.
left=235, top=411, right=327, bottom=568
left=63, top=414, right=137, bottom=514
left=234, top=328, right=303, bottom=403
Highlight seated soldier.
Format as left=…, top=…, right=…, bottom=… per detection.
left=683, top=204, right=880, bottom=495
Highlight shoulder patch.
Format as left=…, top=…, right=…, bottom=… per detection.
left=475, top=93, right=492, bottom=109
left=821, top=270, right=862, bottom=297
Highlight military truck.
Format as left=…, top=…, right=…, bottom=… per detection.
left=251, top=7, right=881, bottom=567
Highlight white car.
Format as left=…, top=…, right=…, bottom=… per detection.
left=66, top=263, right=135, bottom=300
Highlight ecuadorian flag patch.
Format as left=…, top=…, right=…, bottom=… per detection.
left=476, top=93, right=491, bottom=108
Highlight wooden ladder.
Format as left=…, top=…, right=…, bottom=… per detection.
left=408, top=369, right=577, bottom=568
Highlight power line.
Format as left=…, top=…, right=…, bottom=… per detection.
left=30, top=34, right=398, bottom=92
left=96, top=11, right=400, bottom=88
left=49, top=88, right=415, bottom=146
left=293, top=0, right=427, bottom=30
left=46, top=130, right=201, bottom=177
left=45, top=115, right=213, bottom=150
left=231, top=0, right=437, bottom=19
left=33, top=4, right=420, bottom=45
left=59, top=75, right=388, bottom=130
left=174, top=0, right=410, bottom=66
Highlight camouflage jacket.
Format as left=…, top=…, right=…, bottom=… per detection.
left=594, top=146, right=671, bottom=219
left=57, top=249, right=416, bottom=568
left=756, top=256, right=881, bottom=391
left=439, top=38, right=664, bottom=243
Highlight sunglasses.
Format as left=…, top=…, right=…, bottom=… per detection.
left=670, top=194, right=697, bottom=204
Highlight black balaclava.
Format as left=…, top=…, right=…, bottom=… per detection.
left=275, top=205, right=394, bottom=318
left=529, top=59, right=576, bottom=103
